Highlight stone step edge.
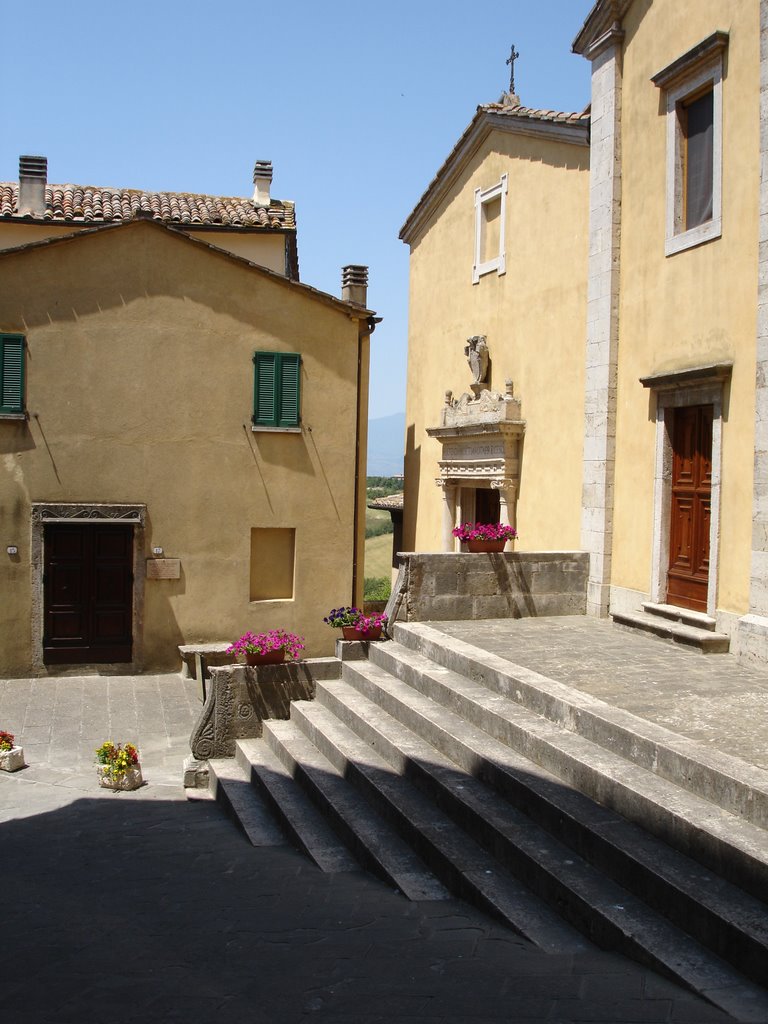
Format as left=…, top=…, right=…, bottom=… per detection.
left=287, top=696, right=768, bottom=1022
left=642, top=602, right=718, bottom=631
left=391, top=621, right=768, bottom=829
left=261, top=718, right=450, bottom=903
left=327, top=664, right=768, bottom=979
left=234, top=738, right=360, bottom=874
left=612, top=611, right=730, bottom=651
left=208, top=758, right=288, bottom=848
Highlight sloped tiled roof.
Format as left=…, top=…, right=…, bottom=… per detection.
left=480, top=101, right=590, bottom=127
left=0, top=182, right=295, bottom=230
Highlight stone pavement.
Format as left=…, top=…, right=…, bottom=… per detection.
left=0, top=670, right=739, bottom=1023
left=434, top=616, right=768, bottom=771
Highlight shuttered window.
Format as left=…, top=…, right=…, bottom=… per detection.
left=0, top=334, right=25, bottom=414
left=252, top=352, right=301, bottom=428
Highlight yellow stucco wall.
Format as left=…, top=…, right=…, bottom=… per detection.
left=612, top=0, right=759, bottom=613
left=403, top=127, right=590, bottom=553
left=0, top=221, right=365, bottom=674
left=0, top=222, right=289, bottom=276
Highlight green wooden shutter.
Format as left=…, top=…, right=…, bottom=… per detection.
left=0, top=334, right=25, bottom=414
left=278, top=353, right=301, bottom=427
left=253, top=352, right=277, bottom=426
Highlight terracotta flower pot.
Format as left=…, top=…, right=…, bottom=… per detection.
left=466, top=538, right=507, bottom=553
left=244, top=649, right=286, bottom=666
left=341, top=626, right=383, bottom=641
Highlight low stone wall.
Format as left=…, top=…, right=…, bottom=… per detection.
left=399, top=551, right=589, bottom=622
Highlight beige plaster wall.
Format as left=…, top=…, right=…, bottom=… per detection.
left=0, top=222, right=364, bottom=675
left=611, top=0, right=760, bottom=614
left=403, top=129, right=590, bottom=554
left=0, top=222, right=289, bottom=276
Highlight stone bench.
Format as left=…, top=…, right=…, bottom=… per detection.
left=178, top=643, right=232, bottom=699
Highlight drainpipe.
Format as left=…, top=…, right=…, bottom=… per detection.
left=341, top=265, right=376, bottom=607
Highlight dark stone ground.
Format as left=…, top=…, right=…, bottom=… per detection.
left=0, top=672, right=735, bottom=1023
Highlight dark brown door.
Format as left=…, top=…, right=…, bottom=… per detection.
left=667, top=405, right=713, bottom=613
left=475, top=488, right=500, bottom=523
left=43, top=524, right=133, bottom=664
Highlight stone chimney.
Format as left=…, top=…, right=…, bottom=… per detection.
left=341, top=265, right=368, bottom=306
left=18, top=155, right=47, bottom=217
left=252, top=160, right=273, bottom=207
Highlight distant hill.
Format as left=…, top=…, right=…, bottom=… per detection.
left=367, top=412, right=405, bottom=477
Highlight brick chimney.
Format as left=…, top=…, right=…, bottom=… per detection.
left=252, top=160, right=273, bottom=207
left=18, top=155, right=47, bottom=217
left=341, top=265, right=368, bottom=306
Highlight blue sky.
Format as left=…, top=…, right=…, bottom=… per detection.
left=2, top=0, right=593, bottom=418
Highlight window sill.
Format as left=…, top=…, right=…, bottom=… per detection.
left=665, top=218, right=721, bottom=257
left=0, top=412, right=27, bottom=421
left=251, top=425, right=302, bottom=434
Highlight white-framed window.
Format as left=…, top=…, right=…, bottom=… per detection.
left=472, top=173, right=507, bottom=284
left=652, top=33, right=727, bottom=257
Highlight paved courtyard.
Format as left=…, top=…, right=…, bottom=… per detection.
left=436, top=616, right=768, bottom=771
left=0, top=665, right=742, bottom=1023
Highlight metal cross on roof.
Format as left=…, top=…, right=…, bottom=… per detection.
left=506, top=44, right=520, bottom=95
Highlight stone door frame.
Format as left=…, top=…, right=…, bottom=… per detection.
left=30, top=503, right=147, bottom=673
left=644, top=366, right=730, bottom=618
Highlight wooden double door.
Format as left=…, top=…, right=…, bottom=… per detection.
left=43, top=523, right=133, bottom=664
left=666, top=405, right=713, bottom=613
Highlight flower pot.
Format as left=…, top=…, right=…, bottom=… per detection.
left=99, top=765, right=143, bottom=791
left=342, top=626, right=383, bottom=641
left=245, top=649, right=286, bottom=666
left=0, top=745, right=25, bottom=772
left=466, top=538, right=507, bottom=553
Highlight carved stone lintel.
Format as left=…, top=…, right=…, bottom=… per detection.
left=31, top=502, right=146, bottom=525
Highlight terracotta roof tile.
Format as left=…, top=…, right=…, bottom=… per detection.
left=368, top=493, right=404, bottom=512
left=0, top=182, right=294, bottom=230
left=481, top=101, right=591, bottom=126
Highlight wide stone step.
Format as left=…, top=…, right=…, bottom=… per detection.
left=288, top=697, right=591, bottom=953
left=208, top=758, right=289, bottom=847
left=611, top=610, right=730, bottom=653
left=261, top=717, right=449, bottom=902
left=390, top=622, right=768, bottom=829
left=326, top=662, right=768, bottom=989
left=234, top=738, right=360, bottom=874
left=369, top=635, right=768, bottom=903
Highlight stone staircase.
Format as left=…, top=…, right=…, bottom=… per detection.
left=208, top=622, right=768, bottom=1022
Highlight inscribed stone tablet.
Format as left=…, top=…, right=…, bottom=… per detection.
left=146, top=558, right=181, bottom=580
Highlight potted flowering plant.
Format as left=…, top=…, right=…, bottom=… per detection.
left=227, top=629, right=305, bottom=667
left=323, top=607, right=388, bottom=641
left=452, top=522, right=518, bottom=553
left=0, top=729, right=25, bottom=772
left=95, top=740, right=142, bottom=791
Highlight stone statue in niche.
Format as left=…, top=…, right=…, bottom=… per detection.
left=465, top=335, right=489, bottom=387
